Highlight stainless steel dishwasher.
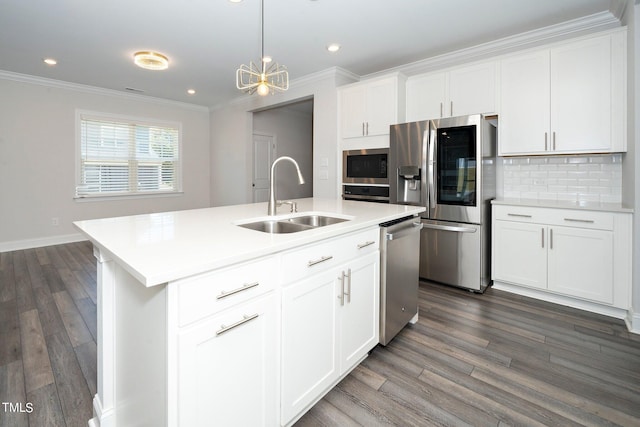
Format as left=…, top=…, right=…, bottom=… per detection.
left=379, top=215, right=423, bottom=345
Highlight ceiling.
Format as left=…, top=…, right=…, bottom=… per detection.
left=0, top=0, right=622, bottom=108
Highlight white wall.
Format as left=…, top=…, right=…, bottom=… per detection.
left=253, top=104, right=313, bottom=200
left=0, top=77, right=211, bottom=251
left=209, top=68, right=358, bottom=207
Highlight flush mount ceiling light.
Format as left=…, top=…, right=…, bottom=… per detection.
left=236, top=0, right=288, bottom=96
left=43, top=58, right=57, bottom=65
left=327, top=43, right=341, bottom=53
left=133, top=51, right=169, bottom=71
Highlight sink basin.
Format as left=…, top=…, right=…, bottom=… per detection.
left=284, top=215, right=349, bottom=227
left=236, top=214, right=351, bottom=234
left=237, top=220, right=312, bottom=234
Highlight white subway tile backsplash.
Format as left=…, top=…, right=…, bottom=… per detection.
left=499, top=154, right=622, bottom=204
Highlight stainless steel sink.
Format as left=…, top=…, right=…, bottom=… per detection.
left=284, top=215, right=349, bottom=227
left=236, top=214, right=350, bottom=234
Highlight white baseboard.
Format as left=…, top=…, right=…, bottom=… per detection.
left=0, top=233, right=87, bottom=253
left=626, top=310, right=640, bottom=336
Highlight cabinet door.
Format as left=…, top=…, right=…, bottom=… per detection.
left=177, top=293, right=278, bottom=427
left=547, top=226, right=613, bottom=304
left=406, top=72, right=447, bottom=121
left=366, top=78, right=398, bottom=136
left=340, top=84, right=367, bottom=138
left=550, top=36, right=612, bottom=153
left=493, top=220, right=547, bottom=289
left=448, top=61, right=496, bottom=117
left=281, top=269, right=339, bottom=424
left=499, top=50, right=550, bottom=155
left=339, top=251, right=379, bottom=373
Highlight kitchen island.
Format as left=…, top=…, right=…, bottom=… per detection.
left=74, top=198, right=425, bottom=427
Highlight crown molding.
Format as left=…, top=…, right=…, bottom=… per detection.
left=364, top=11, right=622, bottom=79
left=0, top=70, right=210, bottom=112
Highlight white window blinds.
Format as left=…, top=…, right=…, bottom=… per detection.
left=77, top=114, right=180, bottom=197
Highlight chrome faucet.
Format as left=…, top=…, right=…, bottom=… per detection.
left=268, top=156, right=305, bottom=216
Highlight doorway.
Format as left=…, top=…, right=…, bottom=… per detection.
left=252, top=98, right=314, bottom=202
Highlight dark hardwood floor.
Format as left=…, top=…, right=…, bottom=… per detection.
left=2, top=241, right=640, bottom=426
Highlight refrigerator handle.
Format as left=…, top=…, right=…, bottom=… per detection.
left=428, top=125, right=437, bottom=210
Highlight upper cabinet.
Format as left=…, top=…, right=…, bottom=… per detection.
left=339, top=74, right=406, bottom=138
left=406, top=61, right=497, bottom=122
left=499, top=30, right=627, bottom=156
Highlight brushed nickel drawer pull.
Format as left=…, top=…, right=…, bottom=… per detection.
left=345, top=268, right=351, bottom=304
left=216, top=313, right=259, bottom=336
left=507, top=213, right=532, bottom=218
left=216, top=281, right=260, bottom=300
left=550, top=228, right=554, bottom=250
left=541, top=228, right=544, bottom=248
left=545, top=132, right=548, bottom=151
left=357, top=240, right=376, bottom=249
left=564, top=218, right=595, bottom=224
left=308, top=255, right=333, bottom=267
left=338, top=271, right=345, bottom=306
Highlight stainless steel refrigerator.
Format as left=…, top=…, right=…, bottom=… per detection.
left=389, top=114, right=497, bottom=292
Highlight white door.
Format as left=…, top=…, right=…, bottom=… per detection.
left=253, top=133, right=275, bottom=202
left=448, top=61, right=497, bottom=117
left=406, top=72, right=447, bottom=121
left=493, top=220, right=547, bottom=289
left=498, top=50, right=550, bottom=155
left=547, top=226, right=614, bottom=304
left=338, top=251, right=379, bottom=374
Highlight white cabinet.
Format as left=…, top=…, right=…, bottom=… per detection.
left=177, top=293, right=278, bottom=427
left=406, top=61, right=497, bottom=122
left=339, top=75, right=405, bottom=138
left=281, top=229, right=379, bottom=425
left=499, top=30, right=626, bottom=155
left=492, top=204, right=631, bottom=311
left=170, top=257, right=279, bottom=427
left=493, top=220, right=547, bottom=290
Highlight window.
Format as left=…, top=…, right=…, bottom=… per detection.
left=76, top=112, right=181, bottom=198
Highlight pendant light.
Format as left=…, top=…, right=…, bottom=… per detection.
left=236, top=0, right=289, bottom=96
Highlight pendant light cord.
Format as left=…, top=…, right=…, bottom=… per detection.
left=261, top=0, right=265, bottom=73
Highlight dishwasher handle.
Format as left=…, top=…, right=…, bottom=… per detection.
left=386, top=222, right=423, bottom=240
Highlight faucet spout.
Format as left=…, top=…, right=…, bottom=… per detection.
left=268, top=156, right=305, bottom=216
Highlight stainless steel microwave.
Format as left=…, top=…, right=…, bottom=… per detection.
left=342, top=148, right=389, bottom=185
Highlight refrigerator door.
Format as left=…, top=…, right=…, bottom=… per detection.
left=419, top=219, right=484, bottom=291
left=428, top=115, right=482, bottom=224
left=389, top=121, right=429, bottom=208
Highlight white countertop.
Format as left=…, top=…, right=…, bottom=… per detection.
left=74, top=198, right=425, bottom=287
left=492, top=198, right=634, bottom=213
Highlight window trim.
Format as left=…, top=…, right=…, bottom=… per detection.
left=74, top=110, right=183, bottom=200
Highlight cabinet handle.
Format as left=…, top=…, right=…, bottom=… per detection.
left=507, top=213, right=532, bottom=218
left=564, top=218, right=595, bottom=224
left=357, top=240, right=376, bottom=249
left=553, top=131, right=556, bottom=150
left=338, top=271, right=345, bottom=306
left=440, top=102, right=443, bottom=118
left=545, top=132, right=548, bottom=151
left=308, top=255, right=333, bottom=267
left=450, top=101, right=453, bottom=116
left=362, top=122, right=365, bottom=136
left=216, top=281, right=259, bottom=300
left=366, top=122, right=369, bottom=135
left=541, top=228, right=544, bottom=248
left=345, top=268, right=351, bottom=304
left=216, top=313, right=259, bottom=336
left=550, top=228, right=553, bottom=250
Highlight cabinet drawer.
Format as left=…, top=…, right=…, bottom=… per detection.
left=177, top=256, right=278, bottom=326
left=281, top=227, right=379, bottom=284
left=493, top=205, right=613, bottom=230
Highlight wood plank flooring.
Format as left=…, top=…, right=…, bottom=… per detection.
left=2, top=241, right=640, bottom=426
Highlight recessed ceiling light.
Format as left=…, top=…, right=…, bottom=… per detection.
left=43, top=58, right=57, bottom=65
left=327, top=44, right=341, bottom=53
left=133, top=51, right=169, bottom=71
left=187, top=89, right=196, bottom=95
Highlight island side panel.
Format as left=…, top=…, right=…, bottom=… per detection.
left=91, top=246, right=168, bottom=427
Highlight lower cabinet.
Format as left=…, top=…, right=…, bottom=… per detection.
left=176, top=292, right=278, bottom=426
left=281, top=251, right=379, bottom=425
left=492, top=204, right=630, bottom=310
